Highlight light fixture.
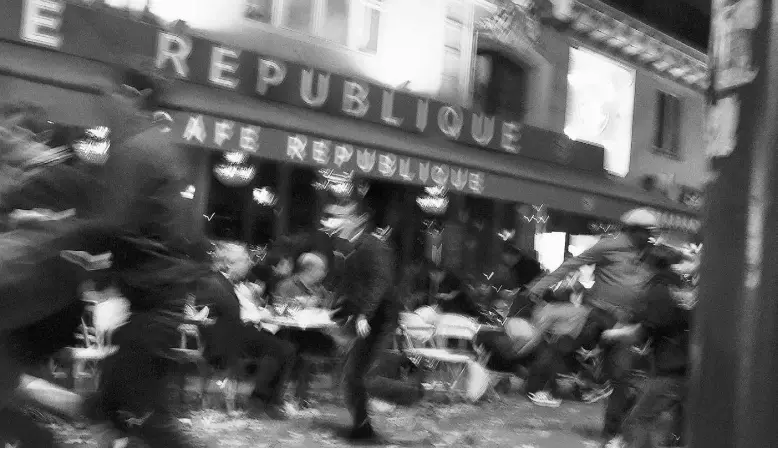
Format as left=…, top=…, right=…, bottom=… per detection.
left=416, top=195, right=449, bottom=216
left=253, top=187, right=278, bottom=206
left=224, top=151, right=248, bottom=164
left=73, top=126, right=111, bottom=165
left=180, top=185, right=196, bottom=199
left=214, top=159, right=256, bottom=187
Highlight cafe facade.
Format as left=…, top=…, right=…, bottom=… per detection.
left=0, top=0, right=700, bottom=273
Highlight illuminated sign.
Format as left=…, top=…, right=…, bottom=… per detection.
left=169, top=111, right=487, bottom=196
left=3, top=0, right=605, bottom=173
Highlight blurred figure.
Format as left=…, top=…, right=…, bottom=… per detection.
left=197, top=242, right=295, bottom=420
left=528, top=208, right=658, bottom=445
left=274, top=252, right=337, bottom=408
left=322, top=191, right=398, bottom=441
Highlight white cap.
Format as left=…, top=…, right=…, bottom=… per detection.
left=620, top=208, right=659, bottom=228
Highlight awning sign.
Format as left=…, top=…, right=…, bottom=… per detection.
left=170, top=112, right=487, bottom=196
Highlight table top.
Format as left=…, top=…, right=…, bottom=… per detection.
left=261, top=309, right=338, bottom=329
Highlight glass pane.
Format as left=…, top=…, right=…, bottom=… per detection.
left=249, top=160, right=279, bottom=245
left=443, top=49, right=461, bottom=76
left=444, top=23, right=462, bottom=51
left=321, top=0, right=349, bottom=44
left=281, top=0, right=314, bottom=33
left=440, top=75, right=460, bottom=103
left=359, top=6, right=381, bottom=53
left=446, top=0, right=465, bottom=24
left=245, top=0, right=273, bottom=23
left=288, top=167, right=317, bottom=234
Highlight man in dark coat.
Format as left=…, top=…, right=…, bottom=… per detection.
left=196, top=242, right=295, bottom=419
left=322, top=195, right=399, bottom=441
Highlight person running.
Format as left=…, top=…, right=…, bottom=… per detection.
left=527, top=208, right=658, bottom=445
left=322, top=185, right=399, bottom=441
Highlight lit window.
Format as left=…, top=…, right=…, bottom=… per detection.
left=281, top=0, right=315, bottom=32
left=654, top=91, right=682, bottom=159
left=245, top=0, right=274, bottom=23
left=565, top=47, right=635, bottom=176
left=320, top=0, right=350, bottom=44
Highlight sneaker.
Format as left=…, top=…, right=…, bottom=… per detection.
left=583, top=383, right=613, bottom=404
left=527, top=391, right=562, bottom=408
left=604, top=435, right=625, bottom=448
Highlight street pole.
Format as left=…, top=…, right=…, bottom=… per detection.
left=688, top=0, right=778, bottom=446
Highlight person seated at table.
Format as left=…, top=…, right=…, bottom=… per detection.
left=407, top=260, right=481, bottom=317
left=250, top=243, right=295, bottom=306
left=196, top=241, right=295, bottom=420
left=273, top=252, right=337, bottom=408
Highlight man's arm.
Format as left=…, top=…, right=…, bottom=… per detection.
left=528, top=239, right=610, bottom=297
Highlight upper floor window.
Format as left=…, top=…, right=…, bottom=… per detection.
left=653, top=91, right=681, bottom=159
left=439, top=0, right=472, bottom=105
left=244, top=0, right=383, bottom=54
left=471, top=50, right=528, bottom=121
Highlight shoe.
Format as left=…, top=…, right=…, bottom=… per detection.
left=527, top=391, right=562, bottom=408
left=583, top=383, right=613, bottom=404
left=349, top=421, right=378, bottom=441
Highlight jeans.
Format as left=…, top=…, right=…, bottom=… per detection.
left=623, top=375, right=685, bottom=447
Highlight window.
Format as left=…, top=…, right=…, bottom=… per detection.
left=357, top=1, right=382, bottom=54
left=245, top=0, right=274, bottom=23
left=473, top=50, right=527, bottom=119
left=440, top=0, right=468, bottom=104
left=321, top=0, right=350, bottom=44
left=244, top=0, right=383, bottom=54
left=281, top=0, right=315, bottom=32
left=654, top=91, right=681, bottom=158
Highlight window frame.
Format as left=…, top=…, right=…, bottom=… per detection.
left=243, top=0, right=384, bottom=55
left=653, top=91, right=682, bottom=160
left=439, top=0, right=475, bottom=106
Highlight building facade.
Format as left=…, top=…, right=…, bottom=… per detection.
left=0, top=0, right=703, bottom=274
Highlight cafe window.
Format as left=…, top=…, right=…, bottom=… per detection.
left=654, top=91, right=682, bottom=159
left=249, top=161, right=281, bottom=245
left=245, top=0, right=383, bottom=53
left=206, top=153, right=253, bottom=242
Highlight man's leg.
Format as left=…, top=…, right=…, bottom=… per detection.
left=343, top=324, right=390, bottom=438
left=623, top=376, right=684, bottom=448
left=98, top=339, right=200, bottom=447
left=242, top=326, right=296, bottom=410
left=601, top=342, right=638, bottom=441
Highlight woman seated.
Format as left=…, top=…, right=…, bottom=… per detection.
left=273, top=252, right=337, bottom=408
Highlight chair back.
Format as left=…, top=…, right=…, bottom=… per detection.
left=399, top=312, right=436, bottom=347
left=91, top=296, right=130, bottom=348
left=434, top=314, right=479, bottom=349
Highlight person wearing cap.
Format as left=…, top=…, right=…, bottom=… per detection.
left=527, top=208, right=659, bottom=444
left=321, top=187, right=399, bottom=441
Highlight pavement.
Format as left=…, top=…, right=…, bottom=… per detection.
left=41, top=376, right=606, bottom=448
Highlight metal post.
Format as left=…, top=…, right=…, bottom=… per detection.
left=688, top=0, right=778, bottom=446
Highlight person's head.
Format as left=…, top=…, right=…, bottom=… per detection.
left=620, top=208, right=658, bottom=249
left=212, top=241, right=253, bottom=281
left=297, top=252, right=328, bottom=284
left=321, top=200, right=369, bottom=241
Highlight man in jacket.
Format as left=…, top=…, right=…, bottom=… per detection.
left=322, top=194, right=398, bottom=441
left=197, top=242, right=296, bottom=419
left=528, top=208, right=658, bottom=444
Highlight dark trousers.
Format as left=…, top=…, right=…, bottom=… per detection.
left=240, top=325, right=296, bottom=405
left=343, top=321, right=392, bottom=428
left=623, top=375, right=685, bottom=447
left=276, top=329, right=336, bottom=401
left=98, top=343, right=200, bottom=448
left=601, top=342, right=640, bottom=439
left=473, top=330, right=555, bottom=394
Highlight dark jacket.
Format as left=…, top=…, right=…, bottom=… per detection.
left=636, top=271, right=690, bottom=376
left=331, top=232, right=398, bottom=330
left=194, top=272, right=242, bottom=366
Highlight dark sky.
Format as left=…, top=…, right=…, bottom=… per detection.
left=601, top=0, right=711, bottom=50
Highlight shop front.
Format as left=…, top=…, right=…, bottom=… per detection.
left=0, top=0, right=700, bottom=273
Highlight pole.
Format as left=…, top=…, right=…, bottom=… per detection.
left=688, top=0, right=778, bottom=446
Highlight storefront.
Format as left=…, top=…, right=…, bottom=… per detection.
left=0, top=0, right=700, bottom=272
